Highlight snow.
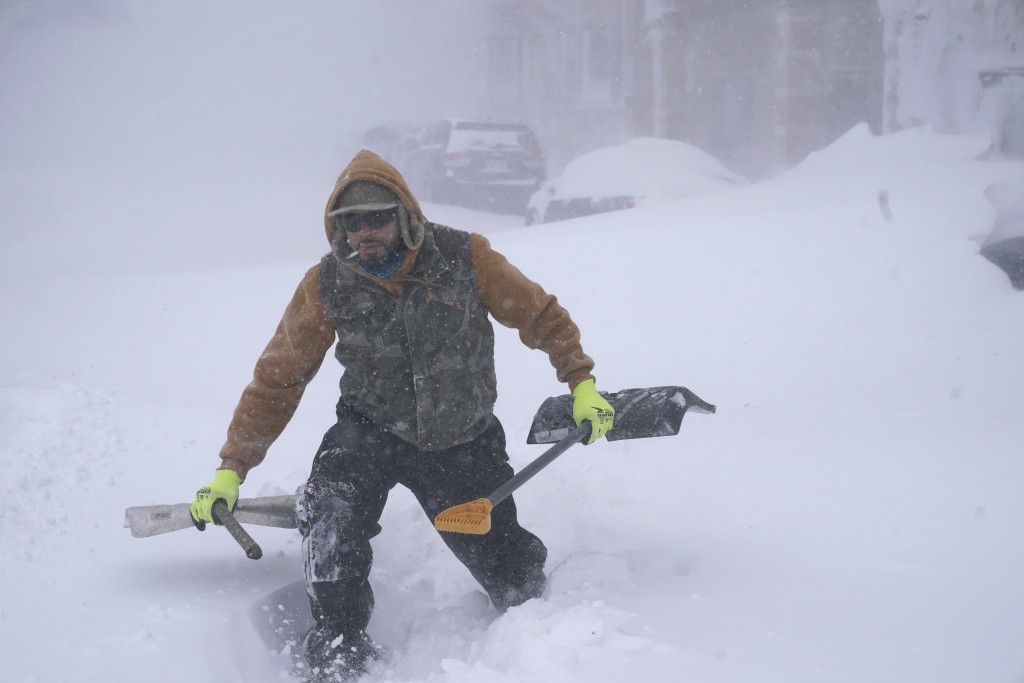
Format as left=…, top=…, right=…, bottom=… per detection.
left=552, top=137, right=747, bottom=204
left=3, top=6, right=1024, bottom=683
left=986, top=181, right=1024, bottom=244
left=3, top=120, right=1024, bottom=682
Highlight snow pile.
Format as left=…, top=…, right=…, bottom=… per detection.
left=985, top=180, right=1024, bottom=244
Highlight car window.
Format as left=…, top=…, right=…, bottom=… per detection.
left=448, top=122, right=540, bottom=155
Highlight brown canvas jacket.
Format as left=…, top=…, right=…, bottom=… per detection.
left=218, top=151, right=594, bottom=479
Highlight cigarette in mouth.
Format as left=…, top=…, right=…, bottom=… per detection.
left=348, top=250, right=359, bottom=259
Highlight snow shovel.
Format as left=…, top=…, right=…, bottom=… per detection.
left=124, top=494, right=297, bottom=559
left=434, top=385, right=715, bottom=535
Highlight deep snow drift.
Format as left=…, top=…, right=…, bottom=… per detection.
left=2, top=124, right=1024, bottom=683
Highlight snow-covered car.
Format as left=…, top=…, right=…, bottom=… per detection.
left=402, top=119, right=546, bottom=211
left=525, top=137, right=745, bottom=225
left=981, top=182, right=1024, bottom=290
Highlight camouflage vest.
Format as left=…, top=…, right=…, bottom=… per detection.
left=319, top=224, right=497, bottom=451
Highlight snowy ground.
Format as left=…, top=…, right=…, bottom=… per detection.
left=3, top=122, right=1024, bottom=683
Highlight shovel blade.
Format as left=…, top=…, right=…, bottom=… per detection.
left=528, top=385, right=715, bottom=444
left=433, top=498, right=493, bottom=535
left=124, top=495, right=298, bottom=538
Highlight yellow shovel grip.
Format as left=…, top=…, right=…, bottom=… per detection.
left=434, top=498, right=494, bottom=535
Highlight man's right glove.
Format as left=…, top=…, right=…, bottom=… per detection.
left=571, top=378, right=616, bottom=444
left=189, top=469, right=241, bottom=530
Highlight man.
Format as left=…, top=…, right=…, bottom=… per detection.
left=189, top=150, right=614, bottom=681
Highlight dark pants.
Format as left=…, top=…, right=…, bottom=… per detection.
left=296, top=403, right=547, bottom=640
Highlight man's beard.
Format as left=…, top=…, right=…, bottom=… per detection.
left=332, top=228, right=401, bottom=265
left=354, top=235, right=400, bottom=263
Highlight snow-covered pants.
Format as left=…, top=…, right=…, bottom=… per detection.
left=296, top=401, right=548, bottom=639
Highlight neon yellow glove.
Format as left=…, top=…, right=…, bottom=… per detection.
left=571, top=378, right=615, bottom=444
left=189, top=469, right=241, bottom=528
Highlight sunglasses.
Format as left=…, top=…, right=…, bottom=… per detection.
left=338, top=209, right=398, bottom=233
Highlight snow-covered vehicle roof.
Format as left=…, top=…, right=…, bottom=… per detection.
left=552, top=137, right=746, bottom=204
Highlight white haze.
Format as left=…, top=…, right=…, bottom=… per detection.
left=0, top=0, right=487, bottom=274
left=2, top=4, right=1024, bottom=683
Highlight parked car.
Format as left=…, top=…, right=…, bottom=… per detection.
left=525, top=137, right=746, bottom=225
left=981, top=182, right=1024, bottom=290
left=401, top=119, right=546, bottom=212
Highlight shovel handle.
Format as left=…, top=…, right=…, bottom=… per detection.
left=212, top=499, right=263, bottom=560
left=487, top=423, right=589, bottom=507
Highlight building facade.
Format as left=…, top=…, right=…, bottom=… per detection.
left=484, top=0, right=1020, bottom=180
left=881, top=0, right=1024, bottom=158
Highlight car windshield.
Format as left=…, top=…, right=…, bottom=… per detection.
left=447, top=122, right=540, bottom=154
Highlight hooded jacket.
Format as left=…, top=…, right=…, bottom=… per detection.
left=218, top=150, right=594, bottom=479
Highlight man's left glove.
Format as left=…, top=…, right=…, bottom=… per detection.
left=189, top=469, right=241, bottom=529
left=571, top=378, right=616, bottom=444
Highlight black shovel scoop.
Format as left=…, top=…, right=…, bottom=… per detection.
left=434, top=385, right=715, bottom=535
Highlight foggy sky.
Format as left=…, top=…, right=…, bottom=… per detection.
left=0, top=0, right=490, bottom=250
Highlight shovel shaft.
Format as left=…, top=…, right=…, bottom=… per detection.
left=212, top=500, right=263, bottom=560
left=487, top=424, right=588, bottom=506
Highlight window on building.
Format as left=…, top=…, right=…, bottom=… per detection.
left=582, top=25, right=620, bottom=104
left=559, top=23, right=621, bottom=105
